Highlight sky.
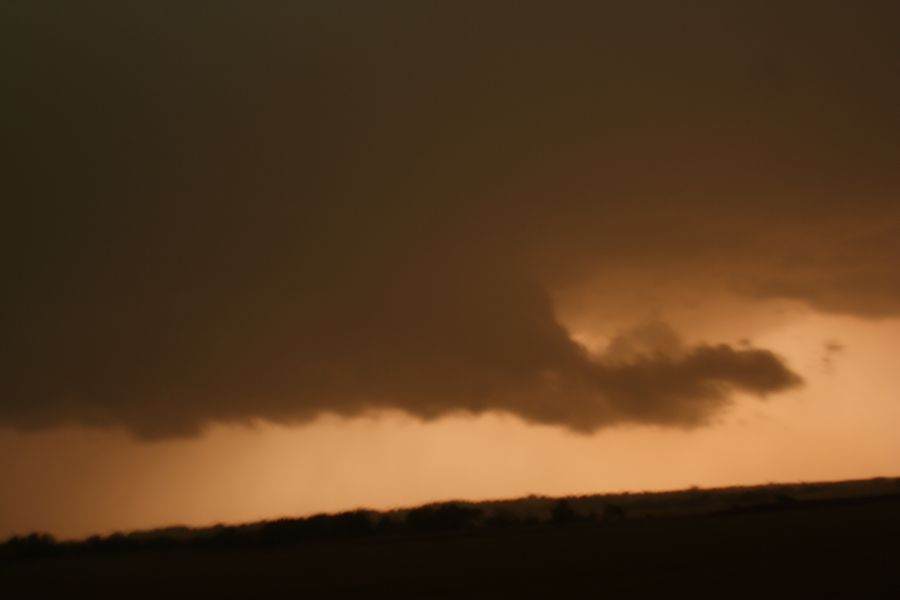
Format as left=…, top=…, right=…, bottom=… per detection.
left=2, top=2, right=899, bottom=539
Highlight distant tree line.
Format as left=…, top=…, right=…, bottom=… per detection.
left=0, top=500, right=627, bottom=561
left=11, top=481, right=900, bottom=562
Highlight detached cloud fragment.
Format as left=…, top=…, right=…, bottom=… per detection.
left=820, top=340, right=846, bottom=373
left=3, top=1, right=896, bottom=438
left=580, top=322, right=802, bottom=429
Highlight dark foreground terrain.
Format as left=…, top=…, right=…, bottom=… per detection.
left=3, top=479, right=899, bottom=598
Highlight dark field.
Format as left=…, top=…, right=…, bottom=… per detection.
left=3, top=481, right=900, bottom=598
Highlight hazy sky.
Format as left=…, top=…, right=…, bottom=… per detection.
left=2, top=2, right=899, bottom=539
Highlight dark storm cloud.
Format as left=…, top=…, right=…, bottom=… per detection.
left=2, top=2, right=896, bottom=437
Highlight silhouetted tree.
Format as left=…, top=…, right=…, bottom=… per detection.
left=1, top=533, right=59, bottom=559
left=602, top=503, right=626, bottom=522
left=406, top=503, right=483, bottom=532
left=775, top=493, right=799, bottom=507
left=374, top=515, right=397, bottom=535
left=484, top=510, right=522, bottom=529
left=551, top=500, right=578, bottom=526
left=259, top=511, right=374, bottom=545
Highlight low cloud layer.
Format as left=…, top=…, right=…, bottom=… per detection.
left=3, top=2, right=896, bottom=437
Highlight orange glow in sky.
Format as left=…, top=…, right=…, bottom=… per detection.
left=4, top=310, right=898, bottom=540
